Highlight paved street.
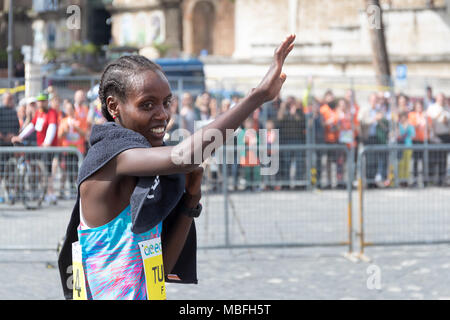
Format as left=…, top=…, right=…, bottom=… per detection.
left=0, top=188, right=449, bottom=300
left=0, top=244, right=449, bottom=300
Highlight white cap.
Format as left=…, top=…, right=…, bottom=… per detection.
left=27, top=97, right=37, bottom=104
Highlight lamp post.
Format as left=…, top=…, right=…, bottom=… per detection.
left=7, top=0, right=14, bottom=88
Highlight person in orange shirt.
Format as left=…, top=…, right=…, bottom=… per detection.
left=238, top=117, right=261, bottom=191
left=408, top=100, right=430, bottom=186
left=336, top=98, right=359, bottom=188
left=74, top=89, right=91, bottom=152
left=58, top=100, right=88, bottom=196
left=320, top=90, right=338, bottom=188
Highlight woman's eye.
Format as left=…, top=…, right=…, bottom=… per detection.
left=142, top=102, right=153, bottom=109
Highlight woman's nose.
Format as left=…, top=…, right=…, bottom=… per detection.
left=154, top=105, right=170, bottom=121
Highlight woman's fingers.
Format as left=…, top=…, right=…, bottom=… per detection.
left=275, top=34, right=296, bottom=63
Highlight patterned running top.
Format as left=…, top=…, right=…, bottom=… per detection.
left=77, top=204, right=161, bottom=300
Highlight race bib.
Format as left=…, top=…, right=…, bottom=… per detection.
left=35, top=117, right=45, bottom=132
left=138, top=238, right=166, bottom=300
left=72, top=241, right=87, bottom=300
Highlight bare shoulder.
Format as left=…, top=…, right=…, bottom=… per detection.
left=80, top=157, right=136, bottom=228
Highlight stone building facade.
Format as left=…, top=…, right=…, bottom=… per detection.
left=107, top=0, right=450, bottom=87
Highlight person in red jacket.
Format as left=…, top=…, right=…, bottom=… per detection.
left=12, top=92, right=59, bottom=204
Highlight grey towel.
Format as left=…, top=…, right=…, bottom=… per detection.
left=58, top=122, right=197, bottom=300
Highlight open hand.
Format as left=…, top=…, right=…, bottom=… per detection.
left=255, top=34, right=296, bottom=103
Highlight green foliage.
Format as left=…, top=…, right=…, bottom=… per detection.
left=152, top=41, right=171, bottom=58
left=44, top=48, right=59, bottom=63
left=66, top=42, right=99, bottom=58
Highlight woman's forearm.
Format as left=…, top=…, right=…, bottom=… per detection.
left=172, top=90, right=266, bottom=167
left=116, top=91, right=267, bottom=177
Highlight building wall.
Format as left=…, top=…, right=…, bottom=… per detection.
left=224, top=0, right=450, bottom=80
left=182, top=0, right=234, bottom=57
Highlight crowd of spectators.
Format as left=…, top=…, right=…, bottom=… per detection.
left=168, top=86, right=450, bottom=190
left=0, top=87, right=105, bottom=204
left=1, top=83, right=449, bottom=200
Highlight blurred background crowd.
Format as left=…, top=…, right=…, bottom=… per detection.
left=1, top=81, right=449, bottom=203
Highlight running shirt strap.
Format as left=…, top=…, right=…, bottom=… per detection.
left=76, top=205, right=164, bottom=300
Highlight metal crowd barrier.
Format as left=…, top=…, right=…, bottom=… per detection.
left=197, top=144, right=355, bottom=252
left=356, top=144, right=450, bottom=254
left=2, top=142, right=449, bottom=253
left=0, top=146, right=83, bottom=250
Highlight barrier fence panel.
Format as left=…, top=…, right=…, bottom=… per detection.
left=357, top=144, right=450, bottom=253
left=0, top=147, right=82, bottom=250
left=196, top=144, right=354, bottom=250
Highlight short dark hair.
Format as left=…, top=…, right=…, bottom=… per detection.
left=98, top=55, right=163, bottom=122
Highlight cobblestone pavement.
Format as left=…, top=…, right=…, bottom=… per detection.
left=0, top=188, right=449, bottom=300
left=0, top=244, right=449, bottom=300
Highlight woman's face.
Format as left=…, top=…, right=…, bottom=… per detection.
left=114, top=70, right=172, bottom=147
left=414, top=101, right=423, bottom=113
left=64, top=102, right=75, bottom=117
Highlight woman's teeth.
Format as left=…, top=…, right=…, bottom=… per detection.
left=151, top=127, right=165, bottom=134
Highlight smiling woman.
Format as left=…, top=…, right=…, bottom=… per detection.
left=58, top=35, right=296, bottom=300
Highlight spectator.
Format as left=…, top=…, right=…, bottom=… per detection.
left=58, top=100, right=89, bottom=155
left=0, top=92, right=20, bottom=200
left=20, top=97, right=38, bottom=146
left=197, top=92, right=211, bottom=120
left=209, top=97, right=218, bottom=119
left=165, top=96, right=180, bottom=145
left=237, top=117, right=261, bottom=191
left=424, top=86, right=435, bottom=110
left=58, top=100, right=88, bottom=195
left=180, top=92, right=199, bottom=134
left=374, top=102, right=390, bottom=187
left=74, top=90, right=91, bottom=152
left=16, top=98, right=27, bottom=129
left=11, top=92, right=59, bottom=204
left=397, top=93, right=411, bottom=114
left=50, top=95, right=64, bottom=142
left=220, top=98, right=231, bottom=114
left=359, top=93, right=386, bottom=187
left=320, top=90, right=338, bottom=188
left=397, top=112, right=416, bottom=187
left=218, top=98, right=239, bottom=191
left=262, top=94, right=282, bottom=122
left=344, top=89, right=361, bottom=165
left=307, top=99, right=325, bottom=188
left=335, top=98, right=356, bottom=188
left=87, top=97, right=106, bottom=127
left=408, top=100, right=430, bottom=186
left=262, top=119, right=278, bottom=190
left=426, top=93, right=450, bottom=186
left=277, top=96, right=306, bottom=188
left=0, top=92, right=20, bottom=147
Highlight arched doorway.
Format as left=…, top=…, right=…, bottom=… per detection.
left=192, top=1, right=215, bottom=56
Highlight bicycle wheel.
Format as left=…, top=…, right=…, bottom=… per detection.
left=1, top=157, right=18, bottom=205
left=22, top=159, right=48, bottom=210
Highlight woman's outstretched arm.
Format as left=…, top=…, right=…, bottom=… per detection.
left=116, top=35, right=296, bottom=177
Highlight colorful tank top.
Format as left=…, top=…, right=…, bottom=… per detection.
left=77, top=205, right=161, bottom=300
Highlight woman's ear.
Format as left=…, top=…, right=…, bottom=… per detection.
left=106, top=96, right=120, bottom=119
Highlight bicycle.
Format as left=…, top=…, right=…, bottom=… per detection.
left=1, top=143, right=48, bottom=210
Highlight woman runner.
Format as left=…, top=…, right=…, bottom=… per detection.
left=58, top=35, right=296, bottom=300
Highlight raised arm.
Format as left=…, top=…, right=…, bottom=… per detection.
left=116, top=35, right=296, bottom=177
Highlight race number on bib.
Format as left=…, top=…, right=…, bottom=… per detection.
left=138, top=238, right=166, bottom=300
left=72, top=241, right=87, bottom=300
